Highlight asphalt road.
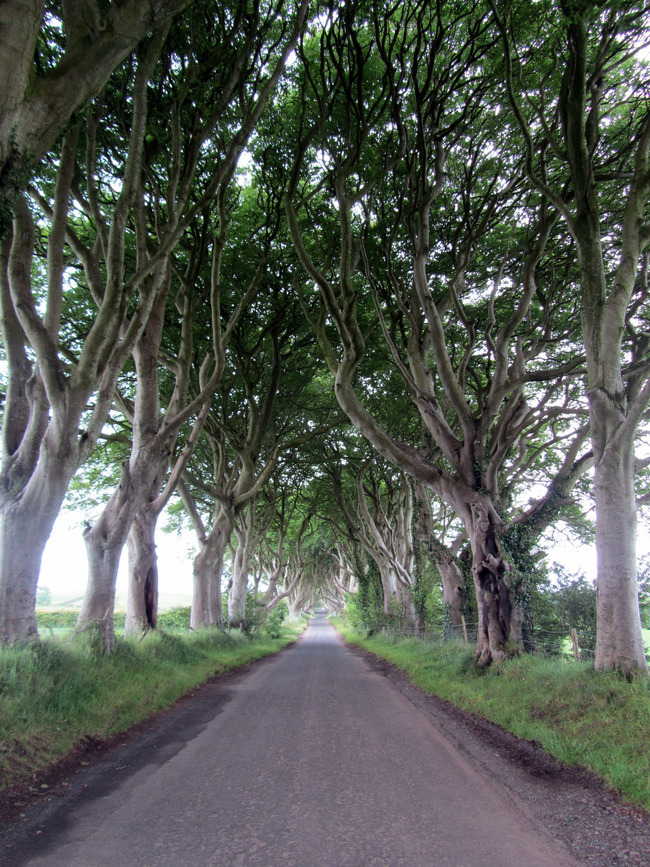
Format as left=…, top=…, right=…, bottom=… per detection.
left=17, top=615, right=578, bottom=866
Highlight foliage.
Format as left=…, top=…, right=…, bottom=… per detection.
left=157, top=607, right=192, bottom=630
left=36, top=610, right=127, bottom=632
left=35, top=586, right=52, bottom=607
left=548, top=565, right=598, bottom=652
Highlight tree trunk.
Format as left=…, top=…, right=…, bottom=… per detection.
left=76, top=458, right=154, bottom=651
left=78, top=503, right=129, bottom=654
left=124, top=505, right=159, bottom=636
left=289, top=595, right=303, bottom=619
left=0, top=445, right=75, bottom=642
left=396, top=582, right=416, bottom=628
left=436, top=553, right=465, bottom=631
left=190, top=508, right=233, bottom=630
left=228, top=503, right=261, bottom=626
left=593, top=432, right=647, bottom=673
left=465, top=498, right=518, bottom=666
left=0, top=499, right=54, bottom=643
left=228, top=539, right=252, bottom=626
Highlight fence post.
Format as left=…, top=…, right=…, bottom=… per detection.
left=570, top=628, right=581, bottom=660
left=461, top=615, right=469, bottom=645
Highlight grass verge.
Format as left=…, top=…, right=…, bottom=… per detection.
left=0, top=623, right=304, bottom=789
left=334, top=620, right=650, bottom=811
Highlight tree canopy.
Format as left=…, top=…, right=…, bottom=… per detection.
left=1, top=0, right=649, bottom=674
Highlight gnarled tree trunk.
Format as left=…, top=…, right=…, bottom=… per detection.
left=190, top=507, right=234, bottom=630
left=464, top=498, right=518, bottom=666
left=124, top=505, right=158, bottom=636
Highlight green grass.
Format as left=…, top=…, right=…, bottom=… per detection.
left=0, top=622, right=303, bottom=789
left=335, top=620, right=650, bottom=811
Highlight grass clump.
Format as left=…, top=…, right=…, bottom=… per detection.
left=335, top=620, right=650, bottom=811
left=0, top=622, right=303, bottom=789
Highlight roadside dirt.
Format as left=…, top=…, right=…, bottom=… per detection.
left=345, top=642, right=650, bottom=867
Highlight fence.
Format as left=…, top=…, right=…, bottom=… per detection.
left=369, top=618, right=598, bottom=661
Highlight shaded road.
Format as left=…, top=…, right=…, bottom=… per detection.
left=19, top=616, right=577, bottom=866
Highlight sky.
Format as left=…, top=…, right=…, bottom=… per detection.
left=40, top=509, right=196, bottom=604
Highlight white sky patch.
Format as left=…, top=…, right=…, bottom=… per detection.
left=40, top=509, right=195, bottom=607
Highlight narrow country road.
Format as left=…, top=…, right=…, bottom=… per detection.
left=13, top=616, right=578, bottom=866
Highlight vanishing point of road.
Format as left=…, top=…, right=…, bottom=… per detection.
left=14, top=615, right=578, bottom=867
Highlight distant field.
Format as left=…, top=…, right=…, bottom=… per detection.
left=45, top=592, right=193, bottom=611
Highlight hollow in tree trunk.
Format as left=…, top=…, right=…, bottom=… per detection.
left=124, top=506, right=159, bottom=636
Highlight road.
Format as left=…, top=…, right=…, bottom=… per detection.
left=15, top=615, right=578, bottom=866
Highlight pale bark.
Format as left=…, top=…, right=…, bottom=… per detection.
left=0, top=0, right=194, bottom=233
left=286, top=15, right=588, bottom=662
left=0, top=457, right=73, bottom=642
left=593, top=428, right=646, bottom=672
left=185, top=495, right=234, bottom=630
left=229, top=524, right=254, bottom=625
left=76, top=265, right=171, bottom=650
left=124, top=506, right=158, bottom=635
left=228, top=496, right=277, bottom=624
left=491, top=3, right=650, bottom=673
left=0, top=29, right=176, bottom=642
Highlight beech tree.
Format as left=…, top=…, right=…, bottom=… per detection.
left=0, top=1, right=194, bottom=236
left=285, top=0, right=595, bottom=663
left=329, top=458, right=416, bottom=621
left=180, top=284, right=339, bottom=627
left=490, top=0, right=650, bottom=673
left=74, top=1, right=309, bottom=649
left=0, top=0, right=310, bottom=645
left=0, top=32, right=175, bottom=643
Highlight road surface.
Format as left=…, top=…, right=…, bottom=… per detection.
left=14, top=615, right=578, bottom=866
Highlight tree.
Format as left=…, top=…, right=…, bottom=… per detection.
left=180, top=281, right=339, bottom=628
left=0, top=1, right=194, bottom=236
left=490, top=0, right=650, bottom=673
left=0, top=0, right=310, bottom=646
left=0, top=31, right=175, bottom=643
left=285, top=0, right=594, bottom=663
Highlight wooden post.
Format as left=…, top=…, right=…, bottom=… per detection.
left=461, top=615, right=469, bottom=645
left=570, top=628, right=580, bottom=660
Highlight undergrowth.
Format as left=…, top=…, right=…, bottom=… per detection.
left=0, top=623, right=303, bottom=789
left=334, top=620, right=650, bottom=812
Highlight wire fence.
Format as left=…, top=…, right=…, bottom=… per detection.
left=369, top=619, right=599, bottom=661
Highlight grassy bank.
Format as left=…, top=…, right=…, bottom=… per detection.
left=335, top=621, right=650, bottom=811
left=0, top=623, right=303, bottom=789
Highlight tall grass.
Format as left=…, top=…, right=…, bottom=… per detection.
left=0, top=623, right=303, bottom=789
left=336, top=621, right=650, bottom=811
